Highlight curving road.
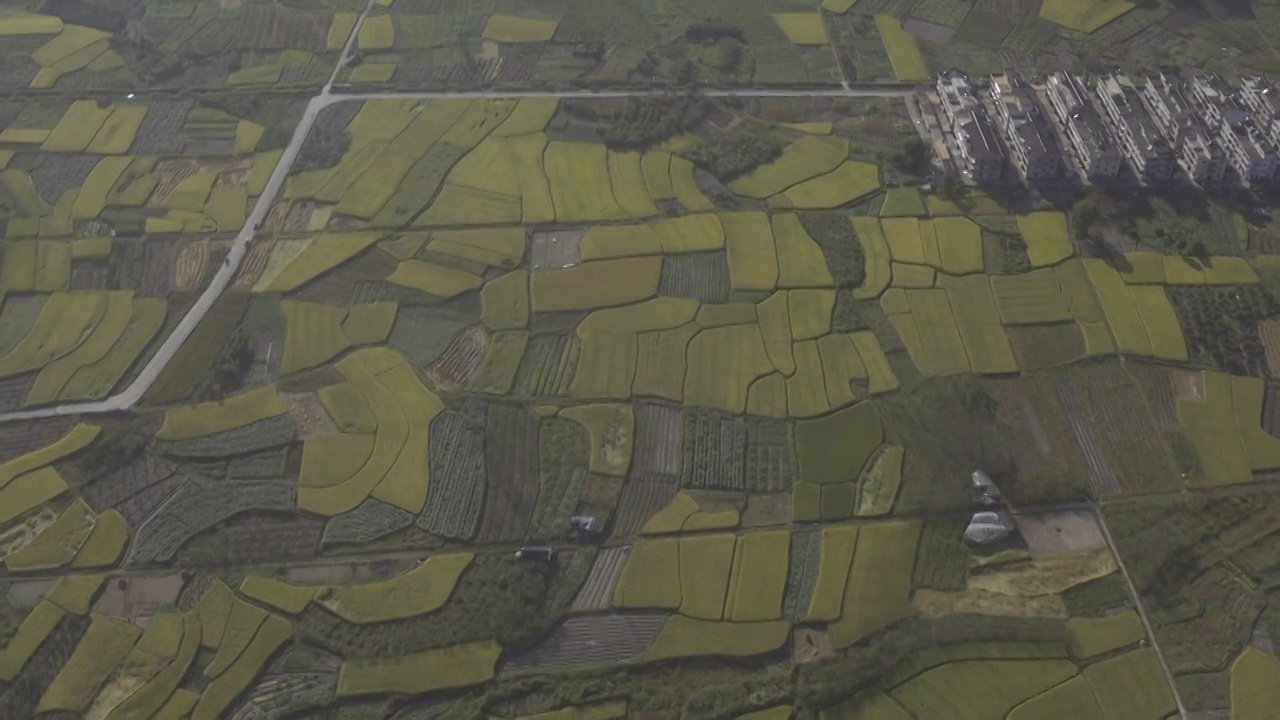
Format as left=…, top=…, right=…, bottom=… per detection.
left=0, top=24, right=916, bottom=423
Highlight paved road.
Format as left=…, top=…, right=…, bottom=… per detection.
left=329, top=86, right=916, bottom=100
left=1093, top=503, right=1188, bottom=720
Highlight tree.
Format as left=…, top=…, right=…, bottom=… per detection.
left=892, top=137, right=933, bottom=176
left=941, top=173, right=968, bottom=201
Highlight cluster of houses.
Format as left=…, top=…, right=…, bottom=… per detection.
left=927, top=70, right=1280, bottom=191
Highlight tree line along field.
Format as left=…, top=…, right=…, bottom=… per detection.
left=2, top=93, right=1280, bottom=717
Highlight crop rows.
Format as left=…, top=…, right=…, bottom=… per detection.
left=514, top=333, right=579, bottom=397
left=131, top=100, right=192, bottom=155
left=153, top=415, right=296, bottom=458
left=323, top=498, right=415, bottom=548
left=291, top=247, right=400, bottom=307
left=140, top=239, right=181, bottom=296
left=386, top=300, right=480, bottom=367
left=744, top=417, right=797, bottom=493
left=911, top=520, right=970, bottom=591
left=424, top=324, right=489, bottom=393
left=79, top=453, right=179, bottom=514
left=29, top=154, right=98, bottom=205
left=659, top=252, right=731, bottom=303
left=229, top=671, right=336, bottom=720
left=0, top=613, right=90, bottom=718
left=681, top=409, right=747, bottom=490
left=631, top=403, right=682, bottom=481
left=129, top=477, right=295, bottom=564
left=417, top=402, right=487, bottom=540
left=528, top=418, right=592, bottom=541
left=0, top=375, right=36, bottom=415
left=611, top=481, right=679, bottom=538
left=0, top=417, right=77, bottom=462
left=501, top=612, right=668, bottom=676
left=477, top=403, right=539, bottom=543
left=1168, top=285, right=1280, bottom=377
left=220, top=513, right=324, bottom=564
left=296, top=102, right=360, bottom=172
left=225, top=447, right=290, bottom=479
left=783, top=529, right=820, bottom=623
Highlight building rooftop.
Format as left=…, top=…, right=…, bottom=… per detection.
left=958, top=109, right=1002, bottom=159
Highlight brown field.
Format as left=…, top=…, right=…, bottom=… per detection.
left=611, top=481, right=679, bottom=539
left=501, top=612, right=667, bottom=676
left=631, top=403, right=683, bottom=482
left=571, top=546, right=630, bottom=612
left=173, top=240, right=210, bottom=292
left=426, top=325, right=491, bottom=393
left=742, top=493, right=792, bottom=528
left=233, top=239, right=275, bottom=290
left=530, top=229, right=584, bottom=271
left=1006, top=323, right=1085, bottom=370
left=281, top=391, right=338, bottom=439
left=292, top=247, right=399, bottom=306
left=0, top=415, right=77, bottom=461
left=478, top=403, right=540, bottom=543
left=1259, top=319, right=1280, bottom=378
left=142, top=240, right=183, bottom=295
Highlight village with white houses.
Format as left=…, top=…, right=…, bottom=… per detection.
left=923, top=69, right=1280, bottom=193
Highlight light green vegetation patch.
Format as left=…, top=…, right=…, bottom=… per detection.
left=724, top=530, right=790, bottom=621
left=577, top=298, right=699, bottom=338
left=1040, top=0, right=1134, bottom=32
left=337, top=641, right=501, bottom=697
left=879, top=188, right=927, bottom=217
left=773, top=213, right=835, bottom=287
left=796, top=401, right=882, bottom=483
left=483, top=15, right=559, bottom=42
left=0, top=11, right=62, bottom=34
left=481, top=270, right=529, bottom=330
left=388, top=260, right=484, bottom=298
left=1017, top=212, right=1074, bottom=267
left=857, top=444, right=905, bottom=516
left=6, top=498, right=95, bottom=571
left=45, top=574, right=105, bottom=615
left=472, top=331, right=528, bottom=395
left=935, top=274, right=1018, bottom=373
left=1067, top=611, right=1144, bottom=659
left=723, top=211, right=779, bottom=291
left=807, top=526, right=858, bottom=621
left=1178, top=371, right=1280, bottom=486
left=321, top=553, right=472, bottom=623
left=258, top=233, right=384, bottom=292
left=156, top=386, right=286, bottom=440
left=772, top=13, right=829, bottom=44
left=71, top=508, right=128, bottom=568
left=729, top=136, right=850, bottom=199
left=0, top=423, right=98, bottom=489
left=1082, top=648, right=1176, bottom=719
left=783, top=161, right=881, bottom=209
left=1232, top=647, right=1280, bottom=720
left=532, top=257, right=662, bottom=311
left=358, top=13, right=394, bottom=49
left=875, top=15, right=929, bottom=81
left=830, top=520, right=921, bottom=648
left=427, top=227, right=525, bottom=269
left=613, top=537, right=681, bottom=609
left=851, top=217, right=891, bottom=299
left=891, top=659, right=1080, bottom=719
left=191, top=615, right=292, bottom=720
left=569, top=334, right=636, bottom=399
left=679, top=533, right=737, bottom=620
left=0, top=602, right=64, bottom=680
left=684, top=323, right=774, bottom=413
left=298, top=348, right=443, bottom=515
left=646, top=616, right=790, bottom=661
left=559, top=404, right=634, bottom=476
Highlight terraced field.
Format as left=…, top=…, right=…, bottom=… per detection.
left=2, top=78, right=1276, bottom=719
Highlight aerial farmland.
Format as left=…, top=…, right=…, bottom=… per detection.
left=1, top=0, right=1280, bottom=718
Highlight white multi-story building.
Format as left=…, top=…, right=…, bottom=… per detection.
left=1188, top=74, right=1279, bottom=186
left=1141, top=74, right=1227, bottom=186
left=989, top=72, right=1059, bottom=181
left=1043, top=72, right=1123, bottom=180
left=1096, top=74, right=1175, bottom=182
left=953, top=107, right=1004, bottom=182
left=1240, top=76, right=1280, bottom=148
left=937, top=71, right=978, bottom=127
